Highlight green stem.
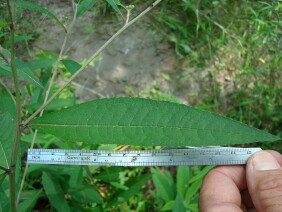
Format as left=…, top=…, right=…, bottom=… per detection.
left=22, top=0, right=163, bottom=126
left=6, top=0, right=21, bottom=211
left=16, top=1, right=78, bottom=207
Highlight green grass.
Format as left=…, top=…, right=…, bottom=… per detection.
left=153, top=0, right=282, bottom=136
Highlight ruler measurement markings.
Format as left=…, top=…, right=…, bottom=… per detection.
left=27, top=147, right=261, bottom=166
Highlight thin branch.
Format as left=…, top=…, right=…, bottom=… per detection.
left=6, top=0, right=21, bottom=211
left=71, top=81, right=105, bottom=98
left=16, top=1, right=78, bottom=208
left=15, top=130, right=37, bottom=208
left=41, top=3, right=77, bottom=114
left=22, top=0, right=163, bottom=126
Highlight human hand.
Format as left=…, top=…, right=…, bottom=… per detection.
left=199, top=150, right=282, bottom=212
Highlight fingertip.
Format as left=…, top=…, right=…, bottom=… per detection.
left=265, top=150, right=282, bottom=166
left=248, top=150, right=280, bottom=171
left=246, top=150, right=282, bottom=211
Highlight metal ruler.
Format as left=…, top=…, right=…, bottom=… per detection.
left=27, top=147, right=261, bottom=166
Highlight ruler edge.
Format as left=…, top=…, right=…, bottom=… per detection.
left=27, top=147, right=262, bottom=153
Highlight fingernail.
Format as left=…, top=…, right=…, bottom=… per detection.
left=251, top=151, right=280, bottom=171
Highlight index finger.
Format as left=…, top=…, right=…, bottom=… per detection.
left=199, top=165, right=247, bottom=212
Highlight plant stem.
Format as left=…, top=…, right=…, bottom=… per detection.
left=16, top=1, right=78, bottom=207
left=6, top=0, right=21, bottom=211
left=22, top=0, right=163, bottom=126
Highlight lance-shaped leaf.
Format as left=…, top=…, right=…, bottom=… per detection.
left=29, top=98, right=280, bottom=146
left=61, top=59, right=81, bottom=74
left=0, top=58, right=43, bottom=88
left=17, top=1, right=66, bottom=32
left=76, top=0, right=97, bottom=18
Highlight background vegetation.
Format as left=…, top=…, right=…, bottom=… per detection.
left=0, top=0, right=281, bottom=211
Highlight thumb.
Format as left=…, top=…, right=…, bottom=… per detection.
left=246, top=151, right=282, bottom=212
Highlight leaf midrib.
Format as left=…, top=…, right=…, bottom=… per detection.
left=30, top=123, right=253, bottom=134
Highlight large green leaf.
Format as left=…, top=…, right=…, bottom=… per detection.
left=17, top=1, right=66, bottom=32
left=29, top=98, right=280, bottom=146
